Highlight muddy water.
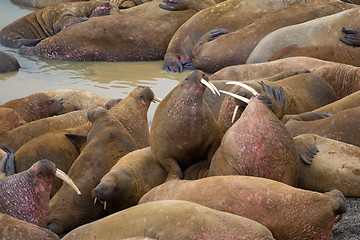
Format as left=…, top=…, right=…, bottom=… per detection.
left=0, top=1, right=191, bottom=124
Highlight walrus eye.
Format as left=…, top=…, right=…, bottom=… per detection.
left=140, top=95, right=143, bottom=99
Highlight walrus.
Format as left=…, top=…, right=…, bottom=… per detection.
left=210, top=56, right=360, bottom=99
left=267, top=44, right=360, bottom=67
left=109, top=86, right=159, bottom=149
left=47, top=107, right=137, bottom=235
left=282, top=90, right=360, bottom=124
left=0, top=213, right=60, bottom=240
left=191, top=1, right=355, bottom=73
left=92, top=147, right=167, bottom=213
left=62, top=200, right=275, bottom=240
left=20, top=0, right=197, bottom=61
left=285, top=106, right=360, bottom=147
left=150, top=70, right=223, bottom=181
left=14, top=124, right=91, bottom=197
left=246, top=7, right=360, bottom=64
left=216, top=73, right=337, bottom=132
left=0, top=109, right=88, bottom=152
left=209, top=85, right=300, bottom=186
left=1, top=93, right=63, bottom=123
left=139, top=176, right=347, bottom=240
left=46, top=89, right=118, bottom=114
left=0, top=51, right=20, bottom=73
left=0, top=107, right=26, bottom=136
left=159, top=0, right=225, bottom=11
left=0, top=159, right=80, bottom=227
left=162, top=0, right=342, bottom=72
left=294, top=134, right=360, bottom=197
left=0, top=1, right=120, bottom=48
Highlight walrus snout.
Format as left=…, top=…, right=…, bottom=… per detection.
left=87, top=106, right=107, bottom=123
left=325, top=189, right=348, bottom=216
left=92, top=183, right=115, bottom=202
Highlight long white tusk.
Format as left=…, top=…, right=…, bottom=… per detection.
left=201, top=78, right=216, bottom=95
left=219, top=90, right=250, bottom=104
left=94, top=197, right=97, bottom=205
left=152, top=97, right=162, bottom=103
left=55, top=168, right=81, bottom=195
left=232, top=105, right=239, bottom=123
left=208, top=81, right=221, bottom=96
left=226, top=81, right=259, bottom=96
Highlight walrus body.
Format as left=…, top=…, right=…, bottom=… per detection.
left=294, top=134, right=360, bottom=197
left=14, top=124, right=91, bottom=197
left=1, top=93, right=63, bottom=123
left=139, top=176, right=347, bottom=240
left=163, top=0, right=332, bottom=72
left=92, top=147, right=167, bottom=213
left=192, top=1, right=354, bottom=73
left=285, top=107, right=360, bottom=147
left=22, top=1, right=197, bottom=61
left=0, top=213, right=60, bottom=240
left=210, top=93, right=300, bottom=186
left=0, top=109, right=88, bottom=151
left=247, top=8, right=360, bottom=64
left=47, top=107, right=137, bottom=235
left=62, top=200, right=275, bottom=240
left=0, top=51, right=20, bottom=73
left=0, top=1, right=120, bottom=48
left=10, top=0, right=149, bottom=8
left=150, top=70, right=223, bottom=181
left=0, top=108, right=26, bottom=136
left=210, top=56, right=360, bottom=98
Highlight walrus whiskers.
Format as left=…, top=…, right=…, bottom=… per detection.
left=200, top=78, right=220, bottom=96
left=219, top=90, right=250, bottom=104
left=226, top=81, right=259, bottom=96
left=55, top=168, right=81, bottom=195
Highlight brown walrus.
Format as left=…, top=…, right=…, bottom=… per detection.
left=0, top=107, right=26, bottom=136
left=20, top=0, right=197, bottom=61
left=139, top=176, right=347, bottom=240
left=294, top=134, right=360, bottom=197
left=47, top=107, right=137, bottom=235
left=246, top=8, right=360, bottom=64
left=209, top=86, right=300, bottom=186
left=210, top=56, right=360, bottom=99
left=1, top=93, right=63, bottom=123
left=0, top=160, right=80, bottom=227
left=285, top=106, right=360, bottom=147
left=62, top=200, right=275, bottom=240
left=159, top=0, right=225, bottom=11
left=191, top=1, right=355, bottom=73
left=0, top=213, right=60, bottom=240
left=163, top=0, right=342, bottom=72
left=92, top=147, right=167, bottom=213
left=0, top=1, right=120, bottom=48
left=14, top=124, right=91, bottom=197
left=150, top=70, right=223, bottom=181
left=0, top=51, right=20, bottom=73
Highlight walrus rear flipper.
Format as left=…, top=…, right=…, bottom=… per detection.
left=340, top=27, right=360, bottom=46
left=159, top=0, right=201, bottom=11
left=65, top=17, right=89, bottom=28
left=0, top=144, right=15, bottom=177
left=65, top=134, right=88, bottom=152
left=293, top=134, right=319, bottom=165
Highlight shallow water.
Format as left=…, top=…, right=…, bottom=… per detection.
left=0, top=1, right=190, bottom=123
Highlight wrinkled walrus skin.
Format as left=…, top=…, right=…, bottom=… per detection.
left=139, top=176, right=348, bottom=240
left=0, top=213, right=60, bottom=240
left=0, top=1, right=120, bottom=48
left=0, top=160, right=60, bottom=227
left=47, top=107, right=137, bottom=235
left=62, top=200, right=275, bottom=240
left=294, top=134, right=360, bottom=197
left=209, top=94, right=300, bottom=187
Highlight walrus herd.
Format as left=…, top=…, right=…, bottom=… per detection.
left=1, top=0, right=360, bottom=239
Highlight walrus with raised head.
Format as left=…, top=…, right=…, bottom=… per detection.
left=150, top=70, right=223, bottom=181
left=62, top=200, right=275, bottom=240
left=47, top=107, right=137, bottom=235
left=139, top=176, right=347, bottom=240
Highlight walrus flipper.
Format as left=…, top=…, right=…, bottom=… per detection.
left=163, top=57, right=184, bottom=72
left=0, top=144, right=15, bottom=177
left=293, top=134, right=319, bottom=165
left=19, top=38, right=45, bottom=47
left=65, top=17, right=89, bottom=29
left=199, top=29, right=229, bottom=43
left=159, top=0, right=201, bottom=11
left=340, top=27, right=360, bottom=46
left=65, top=134, right=88, bottom=152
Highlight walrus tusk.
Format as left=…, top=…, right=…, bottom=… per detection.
left=219, top=90, right=250, bottom=104
left=226, top=81, right=259, bottom=96
left=104, top=201, right=107, bottom=210
left=232, top=105, right=239, bottom=123
left=55, top=168, right=81, bottom=195
left=200, top=78, right=217, bottom=95
left=94, top=197, right=97, bottom=205
left=152, top=97, right=162, bottom=103
left=208, top=81, right=221, bottom=96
